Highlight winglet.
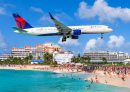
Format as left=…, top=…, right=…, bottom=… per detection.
left=49, top=12, right=54, bottom=19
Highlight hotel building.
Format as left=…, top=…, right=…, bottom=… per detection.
left=84, top=51, right=130, bottom=61
left=53, top=51, right=74, bottom=64
left=0, top=43, right=62, bottom=61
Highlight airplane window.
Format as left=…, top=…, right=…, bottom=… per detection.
left=108, top=27, right=110, bottom=28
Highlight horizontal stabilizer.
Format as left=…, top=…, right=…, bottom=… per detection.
left=12, top=27, right=27, bottom=32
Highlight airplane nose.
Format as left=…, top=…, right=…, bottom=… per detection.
left=110, top=29, right=113, bottom=32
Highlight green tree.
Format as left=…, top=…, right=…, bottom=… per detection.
left=17, top=57, right=23, bottom=64
left=8, top=56, right=13, bottom=61
left=4, top=59, right=10, bottom=64
left=78, top=53, right=80, bottom=57
left=37, top=56, right=41, bottom=60
left=43, top=52, right=53, bottom=61
left=53, top=61, right=57, bottom=66
left=12, top=57, right=18, bottom=64
left=28, top=55, right=33, bottom=60
left=102, top=57, right=107, bottom=62
left=0, top=60, right=3, bottom=64
left=73, top=57, right=80, bottom=63
left=86, top=56, right=91, bottom=63
left=80, top=57, right=85, bottom=63
left=54, top=48, right=56, bottom=51
left=23, top=56, right=29, bottom=64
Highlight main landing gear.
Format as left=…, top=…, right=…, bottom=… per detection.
left=101, top=33, right=104, bottom=39
left=62, top=36, right=66, bottom=42
left=62, top=33, right=67, bottom=42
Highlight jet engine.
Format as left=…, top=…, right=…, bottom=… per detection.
left=71, top=35, right=79, bottom=39
left=71, top=30, right=81, bottom=35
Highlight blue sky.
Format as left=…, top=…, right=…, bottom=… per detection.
left=0, top=0, right=130, bottom=56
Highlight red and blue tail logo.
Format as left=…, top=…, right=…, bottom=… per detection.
left=13, top=14, right=33, bottom=29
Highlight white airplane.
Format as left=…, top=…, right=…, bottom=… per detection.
left=12, top=12, right=113, bottom=42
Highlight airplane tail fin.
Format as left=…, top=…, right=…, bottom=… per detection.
left=12, top=14, right=33, bottom=29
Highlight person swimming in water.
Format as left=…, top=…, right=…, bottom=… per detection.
left=79, top=78, right=81, bottom=80
left=86, top=86, right=88, bottom=89
left=85, top=79, right=88, bottom=82
left=91, top=78, right=93, bottom=84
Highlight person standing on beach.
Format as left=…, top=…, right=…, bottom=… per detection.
left=91, top=78, right=93, bottom=84
left=122, top=74, right=125, bottom=81
left=95, top=75, right=97, bottom=80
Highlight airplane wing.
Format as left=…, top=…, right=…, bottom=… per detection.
left=49, top=12, right=72, bottom=34
left=12, top=27, right=27, bottom=32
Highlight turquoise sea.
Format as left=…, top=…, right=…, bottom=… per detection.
left=0, top=69, right=130, bottom=92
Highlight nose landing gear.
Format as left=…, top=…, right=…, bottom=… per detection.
left=101, top=33, right=104, bottom=39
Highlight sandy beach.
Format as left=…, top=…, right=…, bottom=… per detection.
left=87, top=70, right=130, bottom=88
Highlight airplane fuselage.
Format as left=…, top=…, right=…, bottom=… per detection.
left=14, top=25, right=113, bottom=36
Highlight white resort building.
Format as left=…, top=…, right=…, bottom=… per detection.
left=53, top=51, right=74, bottom=64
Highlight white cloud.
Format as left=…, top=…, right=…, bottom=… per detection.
left=85, top=39, right=96, bottom=51
left=107, top=35, right=125, bottom=49
left=0, top=32, right=7, bottom=48
left=55, top=12, right=72, bottom=21
left=30, top=7, right=72, bottom=25
left=30, top=7, right=43, bottom=13
left=75, top=0, right=130, bottom=23
left=3, top=4, right=15, bottom=7
left=39, top=14, right=53, bottom=25
left=0, top=7, right=6, bottom=15
left=58, top=37, right=80, bottom=46
left=39, top=12, right=72, bottom=25
left=55, top=9, right=62, bottom=12
left=85, top=35, right=125, bottom=51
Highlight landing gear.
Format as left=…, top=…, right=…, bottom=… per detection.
left=62, top=36, right=66, bottom=42
left=101, top=33, right=104, bottom=39
left=62, top=33, right=67, bottom=42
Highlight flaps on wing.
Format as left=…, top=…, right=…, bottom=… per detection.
left=12, top=27, right=27, bottom=32
left=49, top=12, right=72, bottom=33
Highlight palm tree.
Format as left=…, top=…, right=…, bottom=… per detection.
left=73, top=57, right=80, bottom=63
left=17, top=57, right=23, bottom=64
left=37, top=56, right=41, bottom=60
left=86, top=56, right=91, bottom=63
left=78, top=53, right=80, bottom=57
left=28, top=55, right=33, bottom=60
left=80, top=57, right=85, bottom=63
left=8, top=56, right=13, bottom=61
left=102, top=57, right=107, bottom=62
left=0, top=60, right=3, bottom=65
left=43, top=53, right=53, bottom=61
left=12, top=57, right=18, bottom=64
left=4, top=59, right=10, bottom=64
left=23, top=56, right=29, bottom=64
